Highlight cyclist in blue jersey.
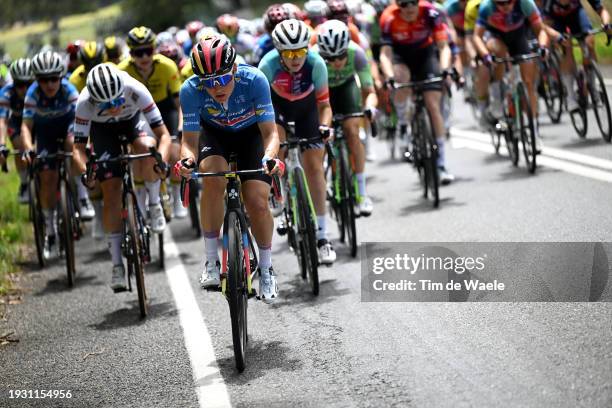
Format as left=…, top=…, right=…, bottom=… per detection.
left=473, top=0, right=549, bottom=151
left=253, top=4, right=292, bottom=66
left=176, top=36, right=283, bottom=304
left=21, top=51, right=92, bottom=259
left=542, top=0, right=611, bottom=112
left=258, top=19, right=338, bottom=265
left=0, top=59, right=34, bottom=203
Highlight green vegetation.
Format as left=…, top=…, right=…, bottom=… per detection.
left=0, top=3, right=121, bottom=58
left=0, top=168, right=30, bottom=296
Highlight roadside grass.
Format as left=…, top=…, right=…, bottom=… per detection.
left=0, top=162, right=30, bottom=296
left=0, top=3, right=121, bottom=58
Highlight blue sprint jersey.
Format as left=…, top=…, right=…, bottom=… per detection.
left=23, top=78, right=78, bottom=124
left=0, top=83, right=26, bottom=129
left=180, top=64, right=275, bottom=132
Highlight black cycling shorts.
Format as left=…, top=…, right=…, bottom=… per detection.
left=89, top=114, right=148, bottom=181
left=198, top=122, right=271, bottom=185
left=271, top=91, right=323, bottom=150
left=330, top=77, right=362, bottom=116
left=33, top=114, right=73, bottom=171
left=158, top=97, right=179, bottom=137
left=392, top=44, right=442, bottom=91
left=490, top=25, right=533, bottom=57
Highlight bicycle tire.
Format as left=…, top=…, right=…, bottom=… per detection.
left=29, top=175, right=45, bottom=268
left=295, top=168, right=319, bottom=296
left=60, top=179, right=76, bottom=287
left=158, top=232, right=165, bottom=269
left=541, top=59, right=563, bottom=124
left=226, top=211, right=247, bottom=372
left=517, top=82, right=537, bottom=174
left=587, top=64, right=612, bottom=142
left=188, top=178, right=201, bottom=237
left=339, top=147, right=357, bottom=257
left=416, top=110, right=440, bottom=208
left=127, top=193, right=147, bottom=318
left=570, top=72, right=588, bottom=138
left=501, top=81, right=520, bottom=166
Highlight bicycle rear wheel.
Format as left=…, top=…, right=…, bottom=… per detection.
left=59, top=179, right=76, bottom=287
left=226, top=211, right=247, bottom=372
left=29, top=175, right=45, bottom=268
left=158, top=232, right=165, bottom=269
left=541, top=59, right=563, bottom=124
left=188, top=178, right=201, bottom=237
left=569, top=72, right=588, bottom=138
left=587, top=64, right=611, bottom=142
left=295, top=168, right=319, bottom=296
left=517, top=82, right=537, bottom=174
left=339, top=148, right=357, bottom=257
left=416, top=111, right=440, bottom=208
left=127, top=193, right=147, bottom=318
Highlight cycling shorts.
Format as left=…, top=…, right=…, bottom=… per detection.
left=550, top=8, right=592, bottom=36
left=33, top=114, right=73, bottom=171
left=392, top=45, right=442, bottom=91
left=489, top=25, right=532, bottom=57
left=157, top=97, right=178, bottom=137
left=90, top=114, right=148, bottom=181
left=330, top=77, right=362, bottom=116
left=271, top=91, right=323, bottom=151
left=198, top=122, right=271, bottom=185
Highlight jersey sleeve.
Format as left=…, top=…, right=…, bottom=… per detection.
left=66, top=81, right=80, bottom=109
left=476, top=1, right=491, bottom=29
left=587, top=0, right=603, bottom=12
left=430, top=6, right=449, bottom=42
left=0, top=86, right=9, bottom=119
left=73, top=91, right=94, bottom=144
left=257, top=52, right=275, bottom=83
left=250, top=71, right=275, bottom=123
left=179, top=80, right=201, bottom=133
left=520, top=0, right=542, bottom=24
left=311, top=53, right=330, bottom=104
left=379, top=8, right=395, bottom=46
left=354, top=47, right=373, bottom=88
left=131, top=78, right=164, bottom=128
left=22, top=85, right=37, bottom=120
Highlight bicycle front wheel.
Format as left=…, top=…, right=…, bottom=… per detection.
left=59, top=179, right=76, bottom=287
left=29, top=175, right=45, bottom=268
left=416, top=110, right=440, bottom=208
left=541, top=59, right=563, bottom=124
left=188, top=178, right=201, bottom=237
left=226, top=211, right=248, bottom=372
left=295, top=168, right=319, bottom=296
left=127, top=193, right=147, bottom=318
left=570, top=72, right=588, bottom=138
left=339, top=148, right=357, bottom=257
left=587, top=64, right=612, bottom=142
left=517, top=82, right=537, bottom=174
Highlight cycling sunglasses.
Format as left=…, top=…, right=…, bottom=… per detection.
left=281, top=48, right=308, bottom=59
left=324, top=52, right=348, bottom=63
left=200, top=72, right=234, bottom=89
left=494, top=0, right=513, bottom=5
left=131, top=47, right=154, bottom=58
left=398, top=0, right=418, bottom=7
left=14, top=80, right=32, bottom=88
left=37, top=77, right=60, bottom=84
left=97, top=96, right=126, bottom=110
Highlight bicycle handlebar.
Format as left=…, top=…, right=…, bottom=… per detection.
left=332, top=111, right=378, bottom=138
left=393, top=69, right=460, bottom=91
left=492, top=52, right=540, bottom=65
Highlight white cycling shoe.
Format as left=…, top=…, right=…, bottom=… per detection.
left=258, top=266, right=278, bottom=304
left=149, top=202, right=166, bottom=233
left=200, top=260, right=221, bottom=289
left=110, top=264, right=127, bottom=291
left=317, top=239, right=336, bottom=265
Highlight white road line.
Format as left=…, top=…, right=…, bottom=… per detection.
left=164, top=231, right=231, bottom=408
left=451, top=136, right=612, bottom=183
left=452, top=128, right=612, bottom=171
left=604, top=79, right=612, bottom=87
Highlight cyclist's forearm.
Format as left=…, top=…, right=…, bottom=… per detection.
left=174, top=96, right=183, bottom=131
left=363, top=87, right=378, bottom=109
left=0, top=118, right=7, bottom=145
left=600, top=9, right=610, bottom=26
left=153, top=124, right=172, bottom=162
left=532, top=22, right=549, bottom=47
left=472, top=32, right=489, bottom=57
left=258, top=121, right=280, bottom=159
left=317, top=101, right=332, bottom=128
left=73, top=142, right=88, bottom=174
left=438, top=42, right=452, bottom=71
left=180, top=130, right=199, bottom=162
left=20, top=119, right=33, bottom=150
left=379, top=46, right=394, bottom=79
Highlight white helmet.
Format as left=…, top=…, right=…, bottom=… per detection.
left=31, top=51, right=65, bottom=78
left=86, top=63, right=124, bottom=103
left=272, top=19, right=311, bottom=51
left=9, top=58, right=34, bottom=82
left=304, top=0, right=329, bottom=19
left=317, top=20, right=350, bottom=57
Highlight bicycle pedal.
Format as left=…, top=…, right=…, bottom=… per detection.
left=112, top=287, right=128, bottom=294
left=248, top=288, right=258, bottom=299
left=205, top=286, right=222, bottom=292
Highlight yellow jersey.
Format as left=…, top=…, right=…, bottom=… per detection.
left=69, top=65, right=88, bottom=92
left=464, top=0, right=482, bottom=34
left=118, top=54, right=181, bottom=103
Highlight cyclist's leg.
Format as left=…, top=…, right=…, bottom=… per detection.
left=9, top=131, right=28, bottom=200
left=65, top=130, right=94, bottom=218
left=486, top=36, right=509, bottom=117
left=35, top=125, right=62, bottom=242
left=161, top=106, right=185, bottom=217
left=391, top=62, right=412, bottom=146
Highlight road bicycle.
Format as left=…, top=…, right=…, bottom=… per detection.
left=84, top=142, right=165, bottom=318
left=180, top=155, right=279, bottom=372
left=327, top=111, right=377, bottom=258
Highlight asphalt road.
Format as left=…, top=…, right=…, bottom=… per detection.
left=1, top=80, right=611, bottom=408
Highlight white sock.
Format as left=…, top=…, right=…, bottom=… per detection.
left=106, top=232, right=123, bottom=266
left=42, top=209, right=56, bottom=236
left=316, top=215, right=327, bottom=241
left=18, top=169, right=27, bottom=185
left=171, top=183, right=181, bottom=204
left=74, top=176, right=89, bottom=201
left=356, top=172, right=367, bottom=197
left=204, top=231, right=219, bottom=262
left=145, top=180, right=161, bottom=205
left=436, top=137, right=446, bottom=168
left=258, top=244, right=272, bottom=270
left=562, top=74, right=576, bottom=100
